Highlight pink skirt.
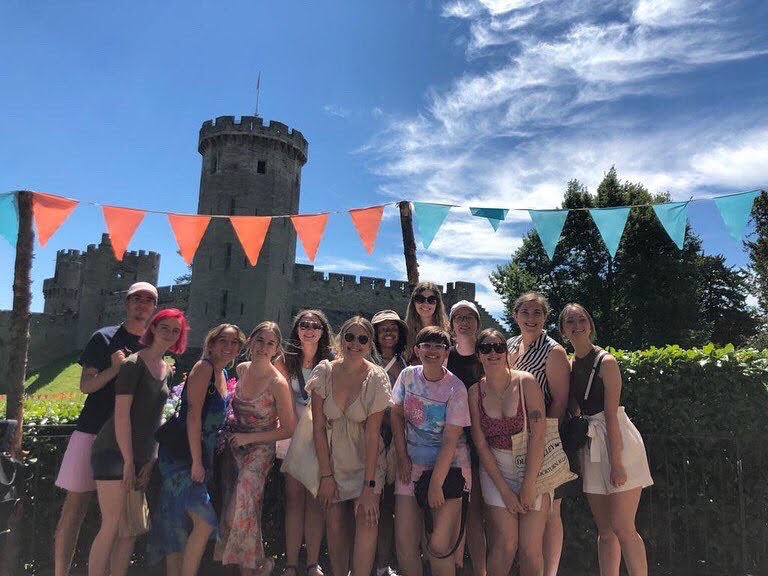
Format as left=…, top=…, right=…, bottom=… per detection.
left=55, top=430, right=97, bottom=493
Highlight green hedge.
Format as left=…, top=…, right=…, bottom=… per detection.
left=9, top=344, right=768, bottom=575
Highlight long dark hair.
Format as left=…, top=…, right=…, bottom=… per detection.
left=283, top=309, right=335, bottom=379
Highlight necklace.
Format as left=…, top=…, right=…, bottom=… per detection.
left=485, top=372, right=513, bottom=400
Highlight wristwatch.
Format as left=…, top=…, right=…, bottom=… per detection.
left=366, top=479, right=376, bottom=488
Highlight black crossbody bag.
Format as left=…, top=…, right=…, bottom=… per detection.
left=561, top=350, right=607, bottom=452
left=414, top=467, right=469, bottom=559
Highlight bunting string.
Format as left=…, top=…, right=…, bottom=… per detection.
left=0, top=188, right=764, bottom=264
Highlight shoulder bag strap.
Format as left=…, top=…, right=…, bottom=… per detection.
left=583, top=350, right=608, bottom=401
left=297, top=366, right=309, bottom=401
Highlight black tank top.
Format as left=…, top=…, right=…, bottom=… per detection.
left=570, top=347, right=606, bottom=416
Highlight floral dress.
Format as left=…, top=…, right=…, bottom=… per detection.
left=146, top=368, right=228, bottom=564
left=214, top=383, right=277, bottom=569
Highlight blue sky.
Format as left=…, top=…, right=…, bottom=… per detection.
left=1, top=0, right=767, bottom=318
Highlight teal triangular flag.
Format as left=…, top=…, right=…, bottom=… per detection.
left=413, top=202, right=452, bottom=249
left=528, top=209, right=568, bottom=260
left=713, top=190, right=760, bottom=242
left=470, top=207, right=509, bottom=231
left=652, top=201, right=688, bottom=249
left=0, top=192, right=18, bottom=247
left=590, top=206, right=631, bottom=258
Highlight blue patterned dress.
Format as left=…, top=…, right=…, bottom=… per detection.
left=146, top=369, right=228, bottom=564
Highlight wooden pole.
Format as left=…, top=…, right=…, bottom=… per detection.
left=398, top=200, right=419, bottom=287
left=4, top=191, right=33, bottom=457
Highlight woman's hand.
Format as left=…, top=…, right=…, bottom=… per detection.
left=610, top=461, right=627, bottom=488
left=397, top=454, right=412, bottom=485
left=317, top=475, right=338, bottom=509
left=501, top=486, right=523, bottom=515
left=519, top=478, right=536, bottom=512
left=354, top=485, right=380, bottom=527
left=228, top=432, right=250, bottom=450
left=190, top=459, right=206, bottom=483
left=122, top=460, right=135, bottom=491
left=428, top=477, right=445, bottom=509
left=136, top=458, right=156, bottom=490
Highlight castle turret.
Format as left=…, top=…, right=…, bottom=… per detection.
left=186, top=115, right=308, bottom=343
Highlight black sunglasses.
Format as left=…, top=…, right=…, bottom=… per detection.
left=477, top=342, right=507, bottom=355
left=413, top=294, right=438, bottom=305
left=299, top=321, right=323, bottom=331
left=344, top=333, right=370, bottom=345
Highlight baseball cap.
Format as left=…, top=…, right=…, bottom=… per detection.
left=126, top=281, right=158, bottom=301
left=450, top=300, right=480, bottom=322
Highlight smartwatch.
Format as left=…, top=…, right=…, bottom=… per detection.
left=366, top=479, right=376, bottom=488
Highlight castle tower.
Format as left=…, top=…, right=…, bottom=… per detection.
left=186, top=115, right=308, bottom=344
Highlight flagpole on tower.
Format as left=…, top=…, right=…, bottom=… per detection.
left=255, top=72, right=261, bottom=116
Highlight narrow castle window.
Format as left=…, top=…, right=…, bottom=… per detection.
left=229, top=197, right=236, bottom=215
left=257, top=160, right=266, bottom=174
left=224, top=243, right=232, bottom=270
left=240, top=302, right=244, bottom=315
left=210, top=153, right=218, bottom=174
left=208, top=255, right=213, bottom=270
left=204, top=302, right=208, bottom=315
left=221, top=290, right=228, bottom=317
left=243, top=256, right=248, bottom=268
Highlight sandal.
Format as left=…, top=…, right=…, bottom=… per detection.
left=280, top=565, right=299, bottom=576
left=258, top=557, right=275, bottom=576
left=306, top=563, right=324, bottom=576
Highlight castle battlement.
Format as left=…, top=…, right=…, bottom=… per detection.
left=199, top=115, right=308, bottom=162
left=56, top=248, right=83, bottom=259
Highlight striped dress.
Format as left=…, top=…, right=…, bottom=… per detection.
left=506, top=330, right=559, bottom=409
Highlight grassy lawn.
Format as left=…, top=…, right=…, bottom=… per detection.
left=1, top=354, right=85, bottom=415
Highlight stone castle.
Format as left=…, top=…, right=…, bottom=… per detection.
left=0, top=114, right=501, bottom=370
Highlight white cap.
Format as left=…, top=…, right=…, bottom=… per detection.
left=126, top=281, right=158, bottom=301
left=449, top=300, right=480, bottom=322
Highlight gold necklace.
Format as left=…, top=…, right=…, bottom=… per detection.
left=485, top=372, right=513, bottom=400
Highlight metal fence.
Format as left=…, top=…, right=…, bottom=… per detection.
left=3, top=426, right=765, bottom=576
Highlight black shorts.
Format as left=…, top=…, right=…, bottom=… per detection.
left=91, top=450, right=143, bottom=481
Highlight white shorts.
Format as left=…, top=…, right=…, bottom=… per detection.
left=580, top=409, right=653, bottom=495
left=479, top=448, right=548, bottom=512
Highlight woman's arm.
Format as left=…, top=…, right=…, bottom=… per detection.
left=546, top=346, right=571, bottom=423
left=185, top=360, right=214, bottom=480
left=114, top=394, right=134, bottom=488
left=600, top=355, right=625, bottom=484
left=311, top=364, right=336, bottom=506
left=390, top=403, right=411, bottom=483
left=520, top=375, right=546, bottom=509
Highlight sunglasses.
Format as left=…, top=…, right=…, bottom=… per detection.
left=344, top=333, right=370, bottom=345
left=416, top=342, right=449, bottom=351
left=299, top=321, right=323, bottom=331
left=413, top=294, right=438, bottom=305
left=477, top=342, right=507, bottom=355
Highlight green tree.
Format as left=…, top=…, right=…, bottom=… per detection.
left=491, top=168, right=756, bottom=349
left=746, top=190, right=768, bottom=311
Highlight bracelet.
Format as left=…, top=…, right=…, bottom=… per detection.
left=320, top=473, right=334, bottom=479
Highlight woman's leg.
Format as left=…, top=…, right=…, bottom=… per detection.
left=109, top=534, right=137, bottom=576
left=325, top=501, right=352, bottom=576
left=87, top=480, right=125, bottom=576
left=182, top=509, right=215, bottom=576
left=428, top=498, right=462, bottom=576
left=485, top=505, right=518, bottom=576
left=54, top=490, right=93, bottom=576
left=352, top=495, right=381, bottom=576
left=543, top=498, right=563, bottom=576
left=517, top=495, right=550, bottom=576
left=304, top=488, right=326, bottom=574
left=165, top=554, right=182, bottom=576
left=466, top=468, right=487, bottom=576
left=586, top=494, right=621, bottom=576
left=282, top=473, right=306, bottom=573
left=395, top=495, right=424, bottom=576
left=608, top=488, right=647, bottom=576
left=376, top=483, right=396, bottom=572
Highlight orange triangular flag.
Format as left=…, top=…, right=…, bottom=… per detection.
left=102, top=206, right=146, bottom=261
left=290, top=213, right=329, bottom=263
left=230, top=216, right=272, bottom=266
left=349, top=205, right=385, bottom=254
left=167, top=214, right=211, bottom=265
left=31, top=192, right=79, bottom=247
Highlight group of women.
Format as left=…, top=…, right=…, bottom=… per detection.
left=80, top=282, right=653, bottom=576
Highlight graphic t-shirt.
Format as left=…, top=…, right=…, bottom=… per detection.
left=76, top=325, right=144, bottom=434
left=391, top=365, right=471, bottom=468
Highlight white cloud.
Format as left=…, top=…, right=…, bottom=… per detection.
left=302, top=257, right=377, bottom=274
left=322, top=104, right=351, bottom=119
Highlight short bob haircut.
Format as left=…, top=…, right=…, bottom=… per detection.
left=558, top=303, right=597, bottom=342
left=140, top=308, right=188, bottom=354
left=414, top=326, right=451, bottom=348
